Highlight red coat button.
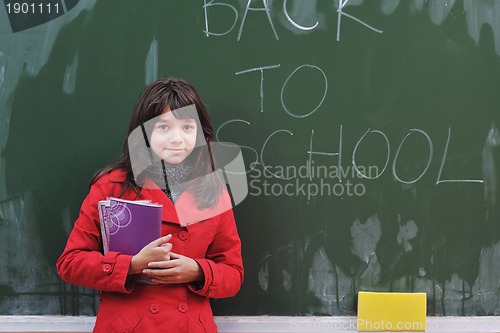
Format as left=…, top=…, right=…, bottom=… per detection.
left=177, top=303, right=188, bottom=313
left=103, top=263, right=112, bottom=274
left=178, top=230, right=188, bottom=241
left=149, top=304, right=160, bottom=314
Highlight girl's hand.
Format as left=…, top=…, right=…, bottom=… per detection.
left=142, top=252, right=203, bottom=284
left=128, top=235, right=172, bottom=275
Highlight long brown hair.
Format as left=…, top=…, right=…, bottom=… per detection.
left=92, top=77, right=222, bottom=208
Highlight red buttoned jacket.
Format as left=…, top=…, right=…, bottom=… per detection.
left=56, top=169, right=244, bottom=333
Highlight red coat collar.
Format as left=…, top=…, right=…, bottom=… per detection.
left=139, top=177, right=232, bottom=226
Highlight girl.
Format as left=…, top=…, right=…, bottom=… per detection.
left=56, top=78, right=244, bottom=333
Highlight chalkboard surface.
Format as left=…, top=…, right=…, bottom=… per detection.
left=1, top=0, right=500, bottom=316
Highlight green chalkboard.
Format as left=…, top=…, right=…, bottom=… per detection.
left=1, top=0, right=500, bottom=316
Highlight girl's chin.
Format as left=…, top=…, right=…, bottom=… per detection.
left=161, top=157, right=187, bottom=165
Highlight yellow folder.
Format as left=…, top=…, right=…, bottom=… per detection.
left=357, top=291, right=426, bottom=332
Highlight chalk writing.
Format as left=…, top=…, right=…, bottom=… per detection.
left=336, top=0, right=383, bottom=42
left=392, top=129, right=433, bottom=184
left=436, top=127, right=484, bottom=184
left=202, top=0, right=500, bottom=57
left=216, top=119, right=259, bottom=173
left=238, top=0, right=279, bottom=41
left=261, top=129, right=294, bottom=180
left=281, top=64, right=328, bottom=118
left=235, top=64, right=280, bottom=113
left=203, top=0, right=383, bottom=42
left=203, top=0, right=238, bottom=37
left=283, top=0, right=319, bottom=31
left=218, top=117, right=486, bottom=186
left=352, top=129, right=390, bottom=180
left=308, top=128, right=343, bottom=182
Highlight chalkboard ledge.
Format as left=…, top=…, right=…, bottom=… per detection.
left=0, top=316, right=499, bottom=332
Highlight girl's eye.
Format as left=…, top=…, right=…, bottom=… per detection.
left=158, top=124, right=168, bottom=130
left=184, top=124, right=195, bottom=131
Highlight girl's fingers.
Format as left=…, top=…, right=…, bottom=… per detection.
left=143, top=266, right=174, bottom=276
left=146, top=260, right=176, bottom=269
left=169, top=252, right=182, bottom=259
left=160, top=243, right=173, bottom=250
left=147, top=234, right=172, bottom=247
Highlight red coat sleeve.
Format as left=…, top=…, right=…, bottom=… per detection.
left=189, top=209, right=244, bottom=298
left=56, top=179, right=136, bottom=293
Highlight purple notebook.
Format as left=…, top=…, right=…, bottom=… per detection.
left=98, top=198, right=162, bottom=283
left=99, top=197, right=162, bottom=255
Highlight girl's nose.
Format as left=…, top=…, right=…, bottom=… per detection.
left=169, top=129, right=183, bottom=143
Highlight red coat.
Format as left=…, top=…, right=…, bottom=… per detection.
left=56, top=169, right=244, bottom=333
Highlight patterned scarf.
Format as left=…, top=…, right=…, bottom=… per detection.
left=146, top=161, right=193, bottom=203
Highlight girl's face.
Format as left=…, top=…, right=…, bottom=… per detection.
left=150, top=107, right=198, bottom=165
